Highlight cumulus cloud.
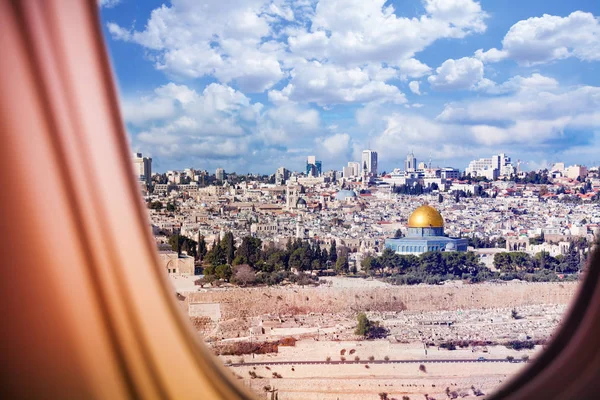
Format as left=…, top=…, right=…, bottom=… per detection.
left=107, top=0, right=487, bottom=101
left=397, top=59, right=432, bottom=80
left=476, top=11, right=600, bottom=65
left=106, top=1, right=282, bottom=92
left=269, top=61, right=407, bottom=106
left=367, top=111, right=480, bottom=163
left=437, top=84, right=600, bottom=147
left=476, top=73, right=559, bottom=95
left=409, top=81, right=421, bottom=95
left=125, top=80, right=327, bottom=170
left=303, top=0, right=487, bottom=66
left=99, top=0, right=120, bottom=8
left=428, top=57, right=485, bottom=91
left=316, top=133, right=351, bottom=155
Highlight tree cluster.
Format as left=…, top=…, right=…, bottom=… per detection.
left=200, top=235, right=341, bottom=286
left=494, top=242, right=587, bottom=274
left=467, top=236, right=506, bottom=248
left=363, top=248, right=492, bottom=285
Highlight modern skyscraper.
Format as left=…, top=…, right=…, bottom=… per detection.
left=405, top=152, right=417, bottom=172
left=306, top=156, right=322, bottom=177
left=132, top=152, right=152, bottom=183
left=215, top=168, right=225, bottom=182
left=361, top=150, right=378, bottom=176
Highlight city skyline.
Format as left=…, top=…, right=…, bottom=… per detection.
left=102, top=1, right=600, bottom=173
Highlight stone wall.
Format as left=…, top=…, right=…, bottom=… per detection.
left=186, top=282, right=578, bottom=321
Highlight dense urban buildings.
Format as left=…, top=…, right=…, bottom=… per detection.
left=465, top=153, right=515, bottom=180
left=137, top=150, right=597, bottom=400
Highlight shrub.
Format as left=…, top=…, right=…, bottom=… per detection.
left=326, top=356, right=331, bottom=362
left=506, top=340, right=535, bottom=350
left=368, top=355, right=375, bottom=361
left=279, top=337, right=297, bottom=347
left=419, top=364, right=427, bottom=373
left=248, top=371, right=260, bottom=379
left=506, top=356, right=515, bottom=362
left=384, top=355, right=390, bottom=361
left=340, top=349, right=346, bottom=355
left=354, top=356, right=360, bottom=362
left=340, top=356, right=346, bottom=362
left=349, top=349, right=356, bottom=355
left=522, top=355, right=530, bottom=362
left=440, top=342, right=457, bottom=351
left=272, top=372, right=282, bottom=379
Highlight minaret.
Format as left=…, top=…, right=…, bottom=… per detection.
left=295, top=214, right=303, bottom=239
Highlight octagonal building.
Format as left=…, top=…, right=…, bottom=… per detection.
left=385, top=204, right=468, bottom=255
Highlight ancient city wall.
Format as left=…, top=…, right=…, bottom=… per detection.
left=185, top=282, right=578, bottom=321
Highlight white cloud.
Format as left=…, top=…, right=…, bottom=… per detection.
left=476, top=73, right=559, bottom=95
left=99, top=0, right=120, bottom=8
left=316, top=133, right=351, bottom=155
left=368, top=111, right=479, bottom=162
left=474, top=48, right=507, bottom=63
left=304, top=0, right=487, bottom=66
left=397, top=59, right=432, bottom=80
left=106, top=1, right=282, bottom=92
left=108, top=0, right=488, bottom=100
left=477, top=11, right=600, bottom=65
left=428, top=57, right=485, bottom=91
left=409, top=81, right=421, bottom=95
left=437, top=83, right=600, bottom=147
left=270, top=61, right=407, bottom=106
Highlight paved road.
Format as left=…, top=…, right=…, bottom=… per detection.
left=228, top=359, right=524, bottom=367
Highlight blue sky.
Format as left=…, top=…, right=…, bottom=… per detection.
left=99, top=0, right=600, bottom=174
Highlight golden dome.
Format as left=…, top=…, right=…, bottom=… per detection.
left=408, top=204, right=444, bottom=228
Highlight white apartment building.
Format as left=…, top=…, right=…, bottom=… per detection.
left=566, top=165, right=588, bottom=180
left=465, top=153, right=513, bottom=180
left=132, top=153, right=152, bottom=183
left=343, top=161, right=361, bottom=178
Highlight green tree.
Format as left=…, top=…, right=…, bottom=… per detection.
left=329, top=240, right=338, bottom=263
left=215, top=264, right=232, bottom=281
left=335, top=255, right=349, bottom=274
left=197, top=234, right=207, bottom=261
left=289, top=247, right=306, bottom=271
left=394, top=229, right=403, bottom=239
left=361, top=256, right=375, bottom=275
left=221, top=232, right=236, bottom=265
left=206, top=239, right=227, bottom=267
left=379, top=248, right=398, bottom=275
left=355, top=313, right=371, bottom=336
left=420, top=251, right=445, bottom=275
left=147, top=200, right=163, bottom=210
left=235, top=237, right=263, bottom=267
